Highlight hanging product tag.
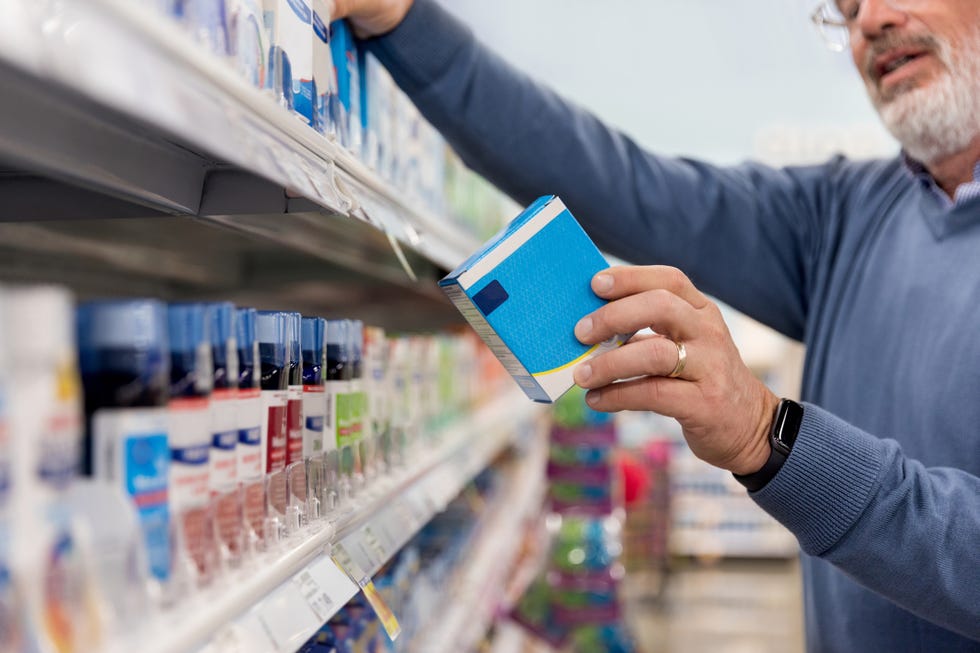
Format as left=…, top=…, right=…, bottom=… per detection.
left=331, top=544, right=402, bottom=640
left=385, top=230, right=419, bottom=282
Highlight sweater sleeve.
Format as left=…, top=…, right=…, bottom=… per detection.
left=751, top=403, right=980, bottom=640
left=365, top=0, right=831, bottom=341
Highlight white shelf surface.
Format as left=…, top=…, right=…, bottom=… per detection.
left=102, top=390, right=542, bottom=653
left=0, top=0, right=482, bottom=272
left=409, top=421, right=549, bottom=653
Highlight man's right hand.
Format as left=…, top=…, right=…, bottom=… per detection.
left=330, top=0, right=414, bottom=38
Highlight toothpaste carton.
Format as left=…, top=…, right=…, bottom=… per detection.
left=439, top=196, right=630, bottom=403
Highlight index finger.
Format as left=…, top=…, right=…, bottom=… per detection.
left=592, top=266, right=709, bottom=309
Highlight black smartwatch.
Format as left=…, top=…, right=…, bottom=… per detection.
left=733, top=399, right=804, bottom=492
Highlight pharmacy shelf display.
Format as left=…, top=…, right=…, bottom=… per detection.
left=0, top=0, right=486, bottom=316
left=99, top=390, right=542, bottom=653
left=408, top=421, right=549, bottom=653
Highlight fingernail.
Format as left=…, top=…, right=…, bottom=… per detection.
left=586, top=389, right=601, bottom=405
left=574, top=316, right=593, bottom=340
left=575, top=363, right=592, bottom=384
left=593, top=273, right=613, bottom=294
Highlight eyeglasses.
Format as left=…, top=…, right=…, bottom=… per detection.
left=810, top=0, right=926, bottom=52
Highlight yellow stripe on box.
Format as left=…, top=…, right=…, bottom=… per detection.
left=532, top=343, right=601, bottom=378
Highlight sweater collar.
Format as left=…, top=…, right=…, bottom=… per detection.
left=902, top=152, right=980, bottom=209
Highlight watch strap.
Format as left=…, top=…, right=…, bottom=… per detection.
left=733, top=443, right=787, bottom=492
left=733, top=399, right=804, bottom=492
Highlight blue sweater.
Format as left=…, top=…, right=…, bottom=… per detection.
left=367, top=2, right=980, bottom=651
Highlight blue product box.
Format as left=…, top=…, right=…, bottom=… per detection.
left=329, top=19, right=361, bottom=152
left=440, top=195, right=629, bottom=403
left=311, top=0, right=335, bottom=136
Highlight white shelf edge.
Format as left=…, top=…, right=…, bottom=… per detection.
left=101, top=389, right=543, bottom=653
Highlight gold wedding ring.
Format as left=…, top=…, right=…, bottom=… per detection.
left=667, top=341, right=687, bottom=378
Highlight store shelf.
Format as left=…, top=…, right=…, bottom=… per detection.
left=101, top=389, right=544, bottom=653
left=0, top=0, right=484, bottom=304
left=408, top=421, right=549, bottom=653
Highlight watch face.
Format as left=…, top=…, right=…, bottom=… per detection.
left=773, top=400, right=804, bottom=455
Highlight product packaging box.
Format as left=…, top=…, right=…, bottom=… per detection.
left=283, top=0, right=314, bottom=124
left=267, top=0, right=314, bottom=124
left=311, top=0, right=335, bottom=136
left=440, top=196, right=629, bottom=403
left=227, top=0, right=269, bottom=89
left=329, top=19, right=361, bottom=152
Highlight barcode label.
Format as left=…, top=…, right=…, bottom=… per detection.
left=293, top=570, right=335, bottom=621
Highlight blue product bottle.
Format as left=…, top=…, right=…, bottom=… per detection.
left=301, top=317, right=326, bottom=457
left=301, top=317, right=325, bottom=519
left=256, top=311, right=288, bottom=530
left=284, top=312, right=304, bottom=467
left=207, top=303, right=239, bottom=493
left=207, top=302, right=243, bottom=564
left=235, top=308, right=266, bottom=548
left=167, top=303, right=215, bottom=587
left=77, top=300, right=171, bottom=584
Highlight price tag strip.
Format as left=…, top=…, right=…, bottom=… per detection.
left=331, top=544, right=402, bottom=641
left=226, top=556, right=359, bottom=653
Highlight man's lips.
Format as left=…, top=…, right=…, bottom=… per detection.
left=873, top=47, right=929, bottom=82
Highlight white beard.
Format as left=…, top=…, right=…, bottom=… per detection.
left=870, top=27, right=980, bottom=165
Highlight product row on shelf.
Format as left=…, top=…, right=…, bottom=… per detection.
left=194, top=393, right=543, bottom=653
left=0, top=283, right=538, bottom=653
left=0, top=0, right=517, bottom=275
left=296, top=428, right=548, bottom=653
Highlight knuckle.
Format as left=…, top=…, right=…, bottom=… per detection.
left=660, top=266, right=688, bottom=292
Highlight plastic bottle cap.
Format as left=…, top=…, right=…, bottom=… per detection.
left=236, top=307, right=257, bottom=365
left=167, top=303, right=209, bottom=353
left=1, top=285, right=75, bottom=365
left=351, top=319, right=364, bottom=357
left=284, top=312, right=302, bottom=365
left=325, top=319, right=347, bottom=347
left=206, top=302, right=237, bottom=347
left=255, top=311, right=286, bottom=365
left=301, top=316, right=326, bottom=358
left=76, top=298, right=169, bottom=358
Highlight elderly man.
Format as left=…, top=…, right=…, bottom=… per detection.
left=332, top=0, right=980, bottom=650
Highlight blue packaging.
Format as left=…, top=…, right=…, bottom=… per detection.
left=439, top=196, right=630, bottom=403
left=205, top=303, right=239, bottom=492
left=311, top=0, right=336, bottom=136
left=301, top=317, right=326, bottom=458
left=329, top=20, right=361, bottom=151
left=77, top=299, right=172, bottom=583
left=356, top=44, right=372, bottom=164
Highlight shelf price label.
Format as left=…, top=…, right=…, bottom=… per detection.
left=331, top=544, right=402, bottom=641
left=361, top=526, right=388, bottom=567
